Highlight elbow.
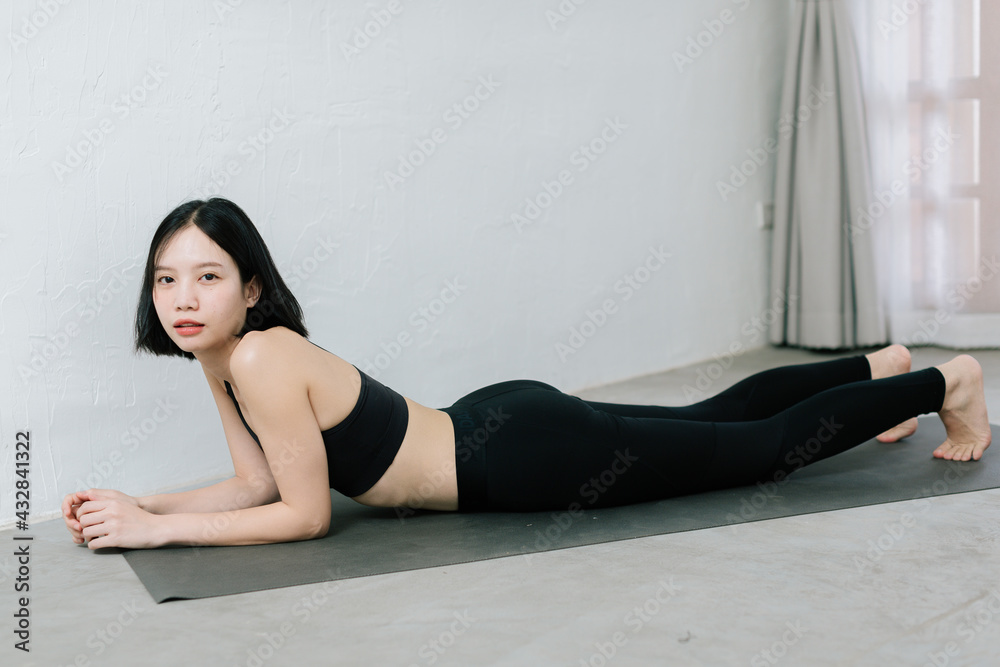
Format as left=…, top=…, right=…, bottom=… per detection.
left=303, top=516, right=330, bottom=540
left=294, top=506, right=329, bottom=540
left=279, top=494, right=330, bottom=541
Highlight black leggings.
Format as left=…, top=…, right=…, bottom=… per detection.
left=440, top=356, right=946, bottom=511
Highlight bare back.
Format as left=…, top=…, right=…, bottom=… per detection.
left=227, top=327, right=459, bottom=510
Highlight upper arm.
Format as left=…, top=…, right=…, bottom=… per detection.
left=230, top=331, right=332, bottom=536
left=202, top=364, right=278, bottom=504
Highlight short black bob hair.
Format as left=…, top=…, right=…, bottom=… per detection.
left=134, top=197, right=308, bottom=359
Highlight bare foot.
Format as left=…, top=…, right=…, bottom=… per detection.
left=934, top=355, right=992, bottom=461
left=867, top=345, right=920, bottom=441
left=876, top=417, right=919, bottom=443
left=866, top=344, right=911, bottom=380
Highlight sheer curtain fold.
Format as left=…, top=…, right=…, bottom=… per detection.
left=769, top=0, right=887, bottom=349
left=846, top=0, right=1000, bottom=348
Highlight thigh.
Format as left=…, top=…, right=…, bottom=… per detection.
left=580, top=399, right=685, bottom=420
left=473, top=387, right=726, bottom=510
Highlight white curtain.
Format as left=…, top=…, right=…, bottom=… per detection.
left=769, top=0, right=887, bottom=349
left=847, top=0, right=1000, bottom=348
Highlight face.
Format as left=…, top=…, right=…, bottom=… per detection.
left=151, top=224, right=259, bottom=358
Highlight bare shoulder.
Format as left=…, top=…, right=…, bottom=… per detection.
left=231, top=327, right=298, bottom=370
left=230, top=327, right=362, bottom=432
left=230, top=327, right=355, bottom=397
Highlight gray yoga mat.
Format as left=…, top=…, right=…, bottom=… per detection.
left=122, top=418, right=1000, bottom=602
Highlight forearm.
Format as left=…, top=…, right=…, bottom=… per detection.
left=157, top=501, right=328, bottom=546
left=138, top=475, right=276, bottom=515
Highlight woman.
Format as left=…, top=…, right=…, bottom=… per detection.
left=62, top=198, right=992, bottom=549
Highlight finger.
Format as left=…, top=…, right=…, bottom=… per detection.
left=62, top=492, right=84, bottom=517
left=72, top=495, right=91, bottom=519
left=78, top=489, right=112, bottom=504
left=77, top=499, right=107, bottom=518
left=63, top=508, right=84, bottom=534
left=70, top=494, right=88, bottom=527
left=78, top=506, right=108, bottom=529
left=86, top=529, right=115, bottom=550
left=80, top=520, right=106, bottom=539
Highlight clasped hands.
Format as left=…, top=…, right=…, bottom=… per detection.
left=62, top=488, right=162, bottom=550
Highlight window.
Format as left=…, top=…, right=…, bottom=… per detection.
left=908, top=0, right=998, bottom=312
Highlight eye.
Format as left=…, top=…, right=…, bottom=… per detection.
left=156, top=276, right=173, bottom=285
left=202, top=273, right=217, bottom=281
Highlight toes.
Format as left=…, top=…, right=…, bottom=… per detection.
left=933, top=442, right=955, bottom=459
left=933, top=440, right=984, bottom=461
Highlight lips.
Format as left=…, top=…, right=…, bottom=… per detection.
left=173, top=319, right=204, bottom=336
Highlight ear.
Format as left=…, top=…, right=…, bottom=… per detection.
left=245, top=276, right=262, bottom=307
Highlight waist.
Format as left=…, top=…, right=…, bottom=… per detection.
left=352, top=402, right=459, bottom=509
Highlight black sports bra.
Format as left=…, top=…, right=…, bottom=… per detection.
left=223, top=365, right=409, bottom=497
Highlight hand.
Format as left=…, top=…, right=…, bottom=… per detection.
left=74, top=490, right=161, bottom=550
left=74, top=487, right=141, bottom=509
left=61, top=491, right=89, bottom=544
left=63, top=488, right=141, bottom=543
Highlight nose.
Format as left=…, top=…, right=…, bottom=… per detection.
left=174, top=279, right=198, bottom=311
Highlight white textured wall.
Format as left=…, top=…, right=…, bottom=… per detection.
left=0, top=0, right=790, bottom=525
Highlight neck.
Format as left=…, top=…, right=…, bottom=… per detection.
left=194, top=333, right=243, bottom=385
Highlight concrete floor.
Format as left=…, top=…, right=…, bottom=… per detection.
left=3, top=346, right=1000, bottom=666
